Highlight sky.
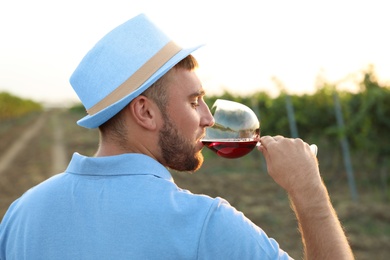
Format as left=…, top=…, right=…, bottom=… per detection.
left=0, top=0, right=389, bottom=105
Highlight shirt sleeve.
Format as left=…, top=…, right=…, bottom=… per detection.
left=197, top=198, right=293, bottom=260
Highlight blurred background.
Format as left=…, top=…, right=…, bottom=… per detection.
left=1, top=0, right=389, bottom=259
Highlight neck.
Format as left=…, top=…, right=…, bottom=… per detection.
left=94, top=134, right=161, bottom=162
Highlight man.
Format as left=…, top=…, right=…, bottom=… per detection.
left=0, top=14, right=353, bottom=259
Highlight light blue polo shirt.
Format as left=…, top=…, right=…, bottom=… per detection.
left=0, top=153, right=291, bottom=259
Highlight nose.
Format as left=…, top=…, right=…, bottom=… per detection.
left=200, top=101, right=215, bottom=127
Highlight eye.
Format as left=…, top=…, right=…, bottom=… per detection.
left=191, top=98, right=200, bottom=108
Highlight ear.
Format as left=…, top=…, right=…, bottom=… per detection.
left=128, top=95, right=160, bottom=130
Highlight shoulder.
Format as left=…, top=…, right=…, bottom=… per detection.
left=1, top=173, right=68, bottom=218
left=18, top=173, right=68, bottom=201
left=196, top=197, right=291, bottom=259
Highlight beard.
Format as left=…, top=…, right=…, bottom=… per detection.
left=158, top=116, right=204, bottom=172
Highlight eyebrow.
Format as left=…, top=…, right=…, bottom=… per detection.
left=189, top=89, right=206, bottom=98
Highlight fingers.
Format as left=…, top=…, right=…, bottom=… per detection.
left=257, top=135, right=286, bottom=158
left=259, top=135, right=280, bottom=144
left=258, top=135, right=284, bottom=149
left=257, top=135, right=320, bottom=193
left=260, top=135, right=305, bottom=145
left=258, top=135, right=310, bottom=156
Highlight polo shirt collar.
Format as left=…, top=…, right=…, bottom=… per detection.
left=66, top=152, right=173, bottom=181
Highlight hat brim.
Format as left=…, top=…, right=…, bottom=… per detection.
left=77, top=45, right=203, bottom=129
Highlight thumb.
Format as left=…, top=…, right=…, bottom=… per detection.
left=257, top=136, right=275, bottom=163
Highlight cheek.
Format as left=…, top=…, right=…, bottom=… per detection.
left=175, top=110, right=200, bottom=137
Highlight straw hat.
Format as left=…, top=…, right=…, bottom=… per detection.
left=70, top=14, right=202, bottom=128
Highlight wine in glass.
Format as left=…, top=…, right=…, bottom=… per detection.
left=201, top=99, right=317, bottom=159
left=201, top=99, right=260, bottom=159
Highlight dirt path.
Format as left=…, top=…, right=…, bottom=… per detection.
left=0, top=110, right=68, bottom=176
left=0, top=113, right=47, bottom=175
left=50, top=110, right=67, bottom=173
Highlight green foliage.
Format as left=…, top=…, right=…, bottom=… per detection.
left=209, top=69, right=389, bottom=141
left=0, top=92, right=43, bottom=120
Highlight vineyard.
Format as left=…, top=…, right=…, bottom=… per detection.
left=0, top=67, right=389, bottom=259
left=205, top=68, right=390, bottom=201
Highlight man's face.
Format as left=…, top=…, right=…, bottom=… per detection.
left=158, top=68, right=214, bottom=172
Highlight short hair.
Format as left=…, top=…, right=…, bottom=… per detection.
left=98, top=55, right=198, bottom=136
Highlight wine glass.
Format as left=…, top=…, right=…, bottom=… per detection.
left=201, top=99, right=260, bottom=159
left=201, top=99, right=318, bottom=159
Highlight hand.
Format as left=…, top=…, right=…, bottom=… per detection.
left=258, top=135, right=321, bottom=196
left=259, top=135, right=355, bottom=259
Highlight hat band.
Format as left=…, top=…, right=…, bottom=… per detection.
left=87, top=41, right=182, bottom=115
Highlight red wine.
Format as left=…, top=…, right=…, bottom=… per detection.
left=202, top=139, right=258, bottom=159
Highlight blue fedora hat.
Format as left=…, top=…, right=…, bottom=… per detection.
left=70, top=14, right=202, bottom=128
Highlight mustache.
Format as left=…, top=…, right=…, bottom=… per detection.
left=198, top=130, right=206, bottom=141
